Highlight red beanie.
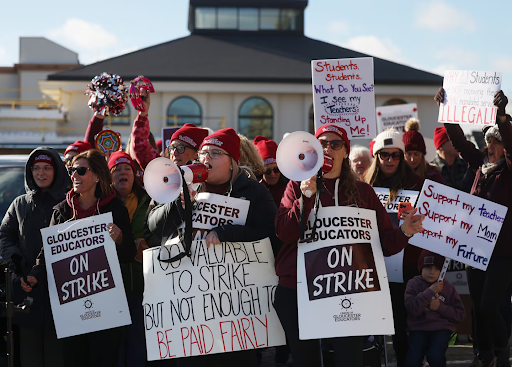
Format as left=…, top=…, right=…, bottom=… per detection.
left=369, top=140, right=375, bottom=157
left=32, top=153, right=55, bottom=168
left=156, top=139, right=162, bottom=152
left=64, top=140, right=92, bottom=156
left=434, top=127, right=449, bottom=150
left=403, top=131, right=426, bottom=155
left=418, top=250, right=445, bottom=273
left=171, top=123, right=208, bottom=149
left=314, top=124, right=350, bottom=155
left=200, top=128, right=240, bottom=163
left=108, top=151, right=136, bottom=172
left=253, top=135, right=278, bottom=165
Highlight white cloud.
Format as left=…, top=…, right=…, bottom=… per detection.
left=45, top=18, right=132, bottom=65
left=328, top=21, right=349, bottom=34
left=434, top=47, right=479, bottom=70
left=332, top=35, right=406, bottom=64
left=416, top=0, right=476, bottom=32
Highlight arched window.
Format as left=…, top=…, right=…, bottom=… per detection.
left=309, top=104, right=315, bottom=134
left=238, top=97, right=273, bottom=139
left=167, top=97, right=202, bottom=126
left=111, top=104, right=131, bottom=125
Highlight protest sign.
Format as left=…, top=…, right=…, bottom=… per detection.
left=438, top=70, right=502, bottom=126
left=162, top=127, right=180, bottom=154
left=444, top=260, right=469, bottom=295
left=376, top=103, right=418, bottom=133
left=410, top=179, right=508, bottom=270
left=311, top=57, right=376, bottom=139
left=297, top=206, right=394, bottom=339
left=40, top=213, right=131, bottom=339
left=143, top=238, right=285, bottom=360
left=180, top=193, right=249, bottom=231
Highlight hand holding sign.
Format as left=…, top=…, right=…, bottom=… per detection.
left=402, top=208, right=425, bottom=236
left=21, top=276, right=38, bottom=292
left=205, top=230, right=221, bottom=247
left=429, top=281, right=444, bottom=294
left=429, top=294, right=441, bottom=311
left=494, top=90, right=508, bottom=117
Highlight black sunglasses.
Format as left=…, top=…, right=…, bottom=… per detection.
left=264, top=167, right=280, bottom=175
left=167, top=145, right=197, bottom=155
left=378, top=151, right=403, bottom=161
left=319, top=140, right=345, bottom=151
left=67, top=166, right=92, bottom=176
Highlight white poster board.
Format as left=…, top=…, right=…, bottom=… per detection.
left=312, top=57, right=376, bottom=139
left=376, top=103, right=418, bottom=133
left=444, top=260, right=469, bottom=295
left=143, top=238, right=285, bottom=360
left=410, top=180, right=507, bottom=270
left=372, top=187, right=419, bottom=283
left=297, top=206, right=394, bottom=339
left=185, top=193, right=249, bottom=230
left=438, top=70, right=502, bottom=126
left=40, top=213, right=131, bottom=339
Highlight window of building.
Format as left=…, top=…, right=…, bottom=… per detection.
left=281, top=9, right=301, bottom=30
left=239, top=97, right=273, bottom=140
left=111, top=105, right=131, bottom=125
left=195, top=8, right=216, bottom=29
left=218, top=8, right=237, bottom=29
left=167, top=97, right=202, bottom=126
left=260, top=9, right=280, bottom=30
left=239, top=8, right=258, bottom=31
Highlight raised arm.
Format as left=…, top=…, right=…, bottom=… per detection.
left=84, top=113, right=105, bottom=148
left=130, top=95, right=160, bottom=170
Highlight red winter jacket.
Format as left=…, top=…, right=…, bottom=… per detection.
left=405, top=275, right=465, bottom=333
left=274, top=178, right=410, bottom=289
left=130, top=115, right=159, bottom=171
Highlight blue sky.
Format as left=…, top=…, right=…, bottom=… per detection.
left=1, top=0, right=506, bottom=89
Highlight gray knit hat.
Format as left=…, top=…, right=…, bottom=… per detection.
left=485, top=126, right=502, bottom=144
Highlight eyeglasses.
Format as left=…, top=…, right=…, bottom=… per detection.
left=31, top=166, right=54, bottom=173
left=167, top=145, right=197, bottom=155
left=319, top=140, right=345, bottom=151
left=67, top=166, right=92, bottom=176
left=264, top=167, right=280, bottom=175
left=378, top=151, right=403, bottom=161
left=63, top=157, right=73, bottom=164
left=198, top=150, right=230, bottom=160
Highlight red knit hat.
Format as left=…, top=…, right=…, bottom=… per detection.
left=156, top=139, right=162, bottom=152
left=64, top=140, right=92, bottom=156
left=253, top=135, right=278, bottom=165
left=200, top=128, right=240, bottom=163
left=32, top=153, right=55, bottom=168
left=108, top=151, right=136, bottom=172
left=418, top=250, right=445, bottom=273
left=369, top=140, right=375, bottom=157
left=314, top=124, right=351, bottom=155
left=434, top=127, right=449, bottom=150
left=171, top=123, right=208, bottom=149
left=403, top=131, right=426, bottom=154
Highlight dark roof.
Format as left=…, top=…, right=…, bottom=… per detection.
left=47, top=34, right=443, bottom=86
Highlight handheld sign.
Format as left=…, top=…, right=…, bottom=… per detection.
left=410, top=179, right=507, bottom=270
left=186, top=193, right=249, bottom=230
left=162, top=127, right=180, bottom=155
left=40, top=213, right=131, bottom=338
left=376, top=103, right=418, bottom=133
left=297, top=206, right=394, bottom=339
left=143, top=238, right=285, bottom=360
left=95, top=129, right=122, bottom=157
left=312, top=57, right=376, bottom=139
left=438, top=70, right=502, bottom=126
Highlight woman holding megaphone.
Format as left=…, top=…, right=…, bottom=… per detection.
left=146, top=128, right=278, bottom=367
left=274, top=125, right=425, bottom=367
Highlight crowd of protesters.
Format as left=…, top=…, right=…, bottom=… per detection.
left=0, top=87, right=510, bottom=367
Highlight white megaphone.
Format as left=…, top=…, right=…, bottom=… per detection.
left=143, top=157, right=209, bottom=203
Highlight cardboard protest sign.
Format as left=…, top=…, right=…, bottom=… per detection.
left=297, top=206, right=394, bottom=339
left=376, top=103, right=418, bottom=133
left=143, top=238, right=285, bottom=360
left=40, top=213, right=131, bottom=339
left=438, top=70, right=502, bottom=126
left=444, top=260, right=469, bottom=295
left=162, top=127, right=180, bottom=154
left=182, top=193, right=249, bottom=230
left=410, top=180, right=508, bottom=270
left=311, top=57, right=376, bottom=139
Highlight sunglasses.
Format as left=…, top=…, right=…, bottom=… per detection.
left=264, top=167, right=280, bottom=175
left=67, top=166, right=92, bottom=176
left=378, top=151, right=403, bottom=161
left=167, top=145, right=197, bottom=155
left=198, top=150, right=230, bottom=160
left=319, top=140, right=345, bottom=151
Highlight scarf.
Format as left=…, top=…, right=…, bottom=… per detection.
left=482, top=157, right=505, bottom=176
left=125, top=191, right=138, bottom=222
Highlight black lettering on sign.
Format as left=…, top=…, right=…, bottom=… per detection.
left=304, top=243, right=380, bottom=301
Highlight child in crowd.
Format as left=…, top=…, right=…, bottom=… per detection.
left=404, top=251, right=465, bottom=367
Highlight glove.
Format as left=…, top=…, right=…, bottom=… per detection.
left=434, top=87, right=445, bottom=106
left=494, top=90, right=508, bottom=117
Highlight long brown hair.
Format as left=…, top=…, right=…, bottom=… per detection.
left=72, top=149, right=112, bottom=199
left=364, top=151, right=416, bottom=204
left=339, top=158, right=363, bottom=206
